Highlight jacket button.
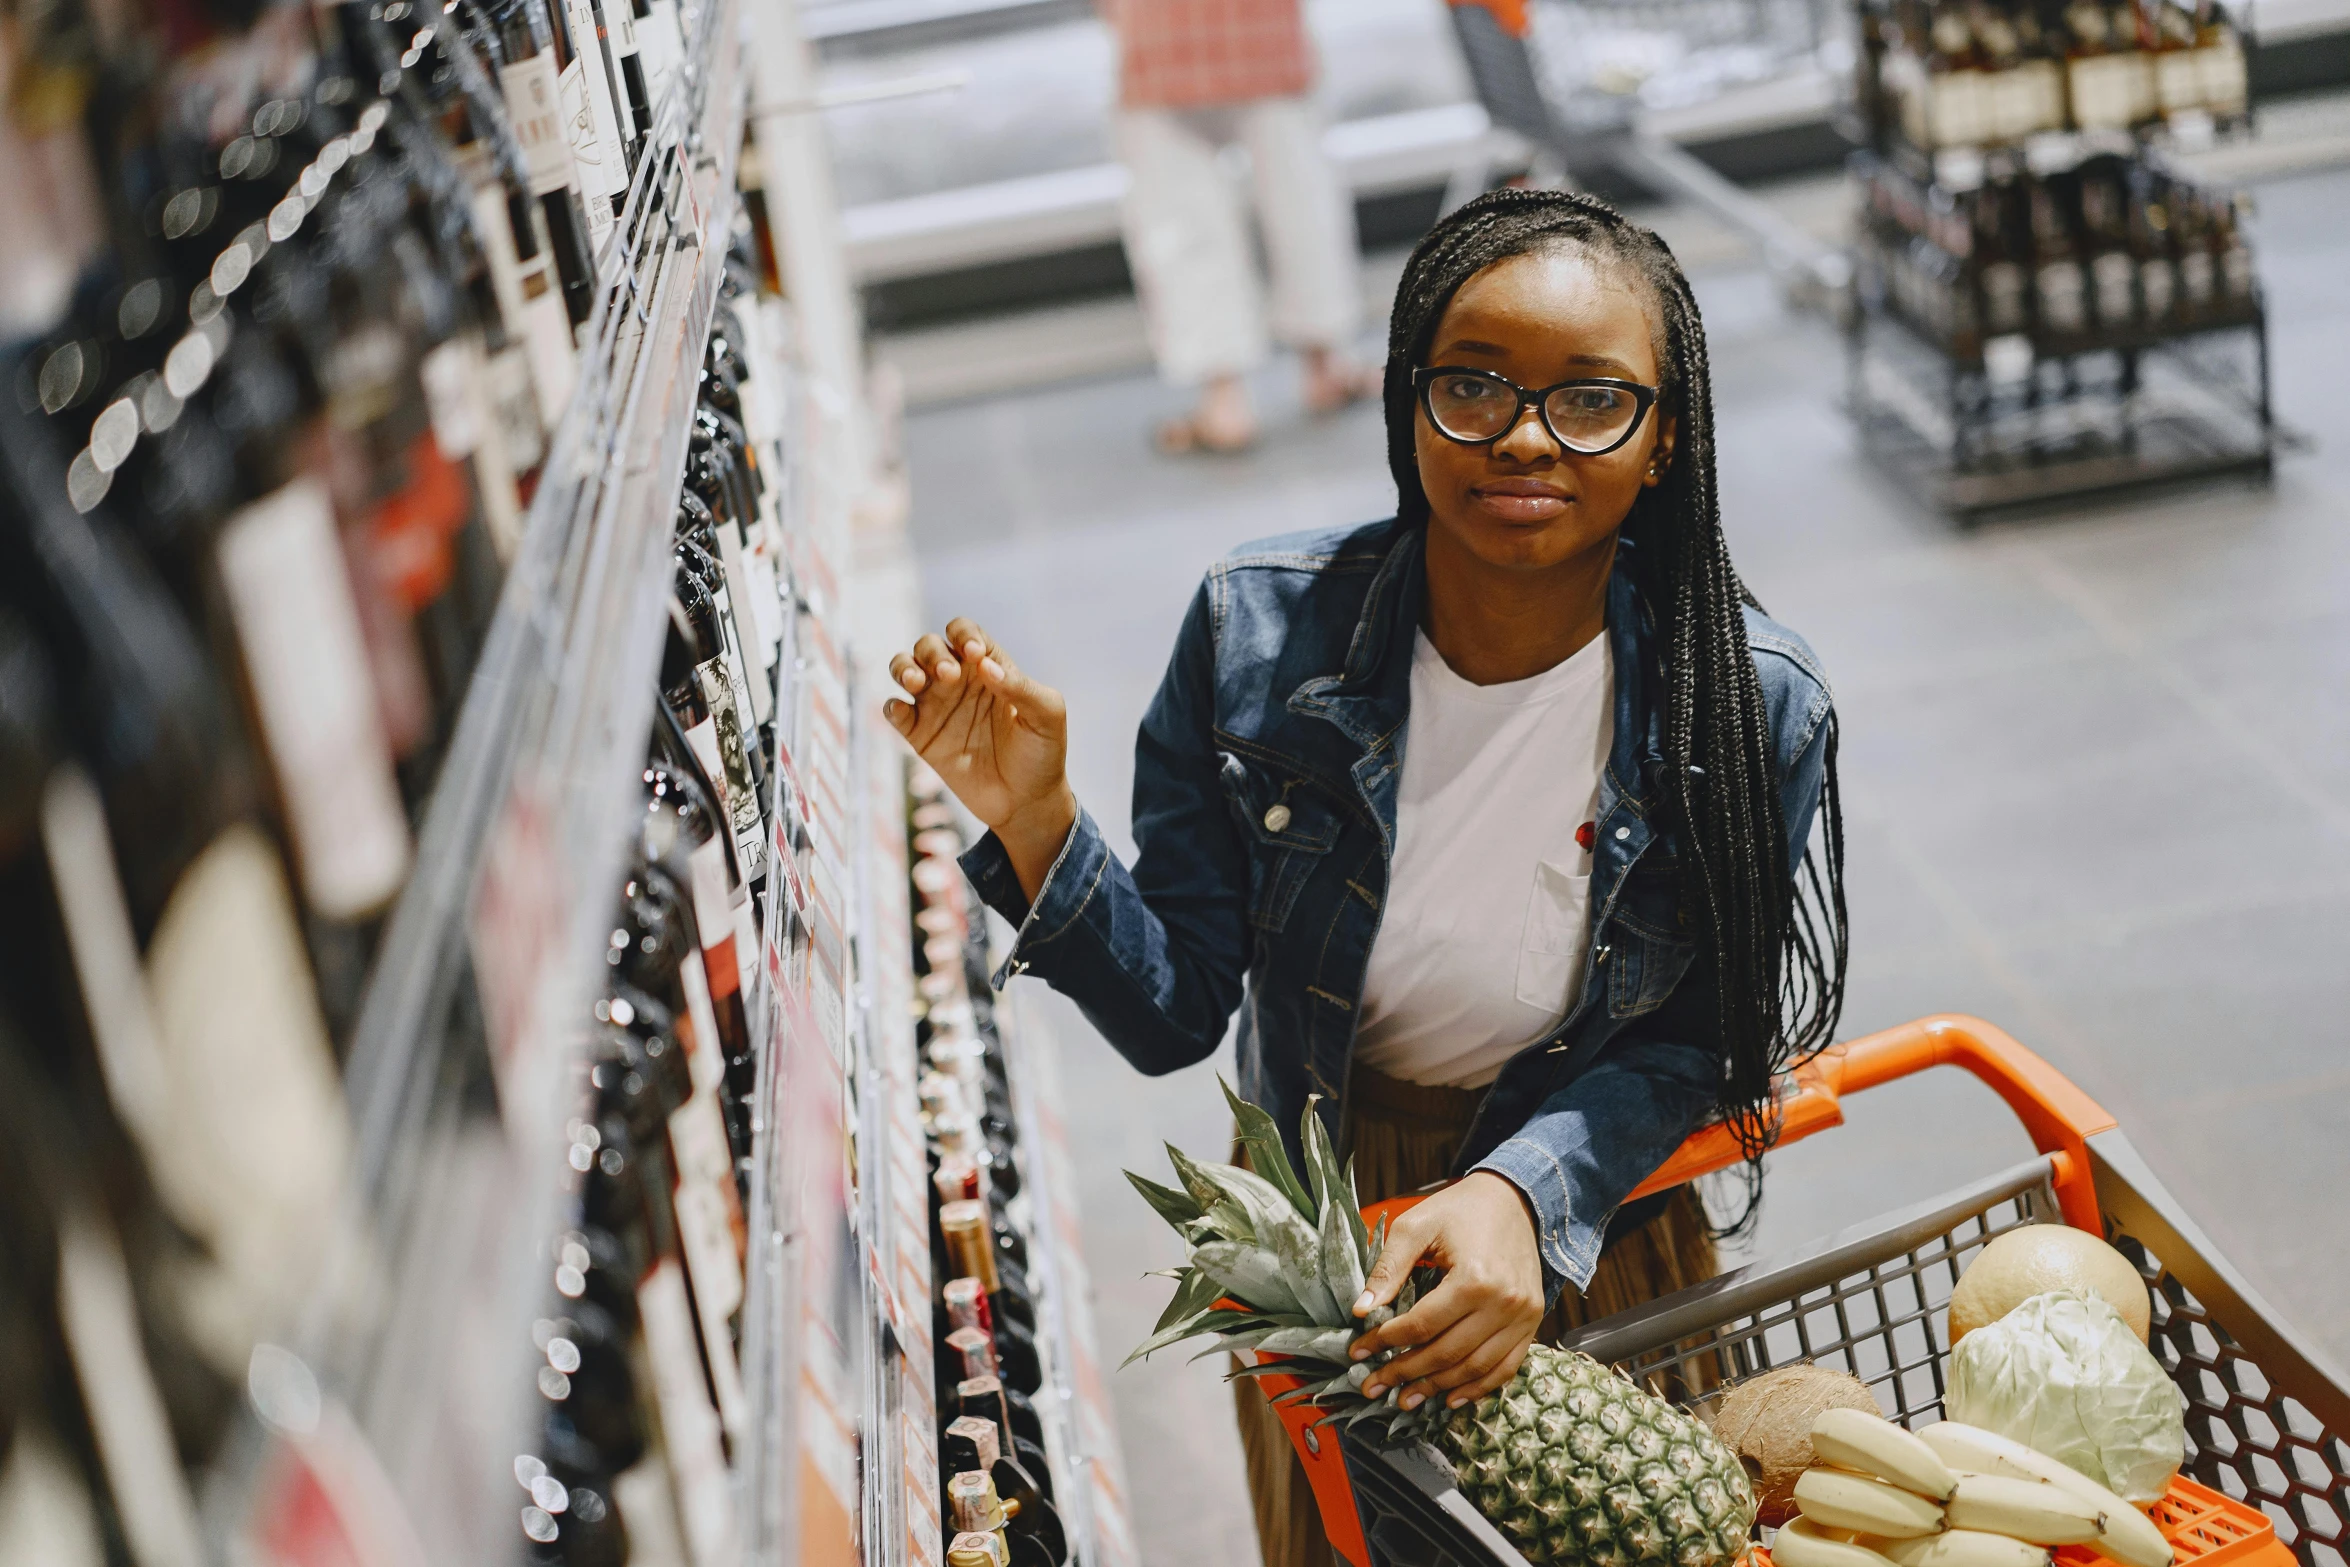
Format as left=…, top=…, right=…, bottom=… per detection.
left=1614, top=825, right=1631, bottom=841
left=1263, top=804, right=1292, bottom=832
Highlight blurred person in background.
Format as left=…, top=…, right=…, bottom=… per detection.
left=1107, top=0, right=1379, bottom=454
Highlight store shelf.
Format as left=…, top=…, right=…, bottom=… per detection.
left=230, top=0, right=758, bottom=1553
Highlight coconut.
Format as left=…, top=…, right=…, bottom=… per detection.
left=1709, top=1364, right=1881, bottom=1525
left=1948, top=1226, right=2150, bottom=1345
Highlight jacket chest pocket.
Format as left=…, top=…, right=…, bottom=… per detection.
left=1218, top=755, right=1341, bottom=933
left=1606, top=854, right=1695, bottom=1018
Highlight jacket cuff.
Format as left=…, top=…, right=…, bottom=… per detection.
left=957, top=807, right=1107, bottom=989
left=1473, top=1138, right=1610, bottom=1303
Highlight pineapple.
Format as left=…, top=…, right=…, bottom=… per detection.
left=1125, top=1084, right=1754, bottom=1566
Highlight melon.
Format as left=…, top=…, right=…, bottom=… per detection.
left=1710, top=1363, right=1881, bottom=1526
left=1948, top=1226, right=2150, bottom=1345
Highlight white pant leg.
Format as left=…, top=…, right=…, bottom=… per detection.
left=1240, top=96, right=1364, bottom=352
left=1115, top=106, right=1268, bottom=387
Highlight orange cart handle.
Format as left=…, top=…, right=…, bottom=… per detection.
left=1364, top=1013, right=2117, bottom=1238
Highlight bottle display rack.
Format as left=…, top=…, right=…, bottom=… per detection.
left=0, top=0, right=1132, bottom=1553
left=1843, top=0, right=2277, bottom=513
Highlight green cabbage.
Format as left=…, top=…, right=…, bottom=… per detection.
left=1948, top=1289, right=2186, bottom=1503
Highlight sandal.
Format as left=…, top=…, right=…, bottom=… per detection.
left=1154, top=412, right=1258, bottom=456
left=1303, top=364, right=1380, bottom=418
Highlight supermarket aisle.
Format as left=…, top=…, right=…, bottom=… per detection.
left=900, top=167, right=2350, bottom=1561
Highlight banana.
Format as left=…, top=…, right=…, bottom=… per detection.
left=1945, top=1474, right=2109, bottom=1545
left=1813, top=1409, right=1962, bottom=1501
left=1794, top=1468, right=1949, bottom=1539
left=1918, top=1425, right=2173, bottom=1567
left=1774, top=1517, right=1903, bottom=1567
left=1878, top=1530, right=2055, bottom=1567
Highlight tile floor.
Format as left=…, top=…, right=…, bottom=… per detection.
left=897, top=164, right=2350, bottom=1564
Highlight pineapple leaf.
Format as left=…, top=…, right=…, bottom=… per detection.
left=1121, top=1304, right=1274, bottom=1367
left=1300, top=1096, right=1370, bottom=1265
left=1152, top=1265, right=1220, bottom=1333
left=1220, top=1324, right=1358, bottom=1362
left=1121, top=1311, right=1214, bottom=1367
left=1164, top=1143, right=1240, bottom=1227
left=1191, top=1239, right=1307, bottom=1317
left=1125, top=1169, right=1204, bottom=1231
left=1318, top=1195, right=1366, bottom=1319
left=1222, top=1077, right=1316, bottom=1223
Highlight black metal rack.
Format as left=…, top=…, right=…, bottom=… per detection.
left=1840, top=0, right=2279, bottom=517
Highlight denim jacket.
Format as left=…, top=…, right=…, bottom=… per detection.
left=961, top=516, right=1833, bottom=1300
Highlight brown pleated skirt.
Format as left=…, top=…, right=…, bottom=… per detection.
left=1232, top=1066, right=1720, bottom=1567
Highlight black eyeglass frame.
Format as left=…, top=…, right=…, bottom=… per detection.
left=1411, top=366, right=1662, bottom=456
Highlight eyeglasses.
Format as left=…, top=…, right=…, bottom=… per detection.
left=1412, top=366, right=1660, bottom=456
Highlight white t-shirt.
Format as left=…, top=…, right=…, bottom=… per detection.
left=1353, top=628, right=1614, bottom=1089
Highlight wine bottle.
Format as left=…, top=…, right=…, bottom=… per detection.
left=482, top=0, right=600, bottom=326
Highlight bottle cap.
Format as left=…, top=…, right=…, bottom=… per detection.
left=945, top=1325, right=998, bottom=1379
left=939, top=1201, right=999, bottom=1292
left=933, top=1157, right=982, bottom=1209
left=919, top=1070, right=965, bottom=1121
left=923, top=932, right=966, bottom=973
left=944, top=1415, right=1001, bottom=1471
left=932, top=1110, right=982, bottom=1158
left=946, top=1470, right=1006, bottom=1534
left=942, top=1276, right=993, bottom=1333
left=947, top=1533, right=1009, bottom=1567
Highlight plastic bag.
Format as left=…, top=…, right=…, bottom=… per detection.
left=1948, top=1289, right=2186, bottom=1503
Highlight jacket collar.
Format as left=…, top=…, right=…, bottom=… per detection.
left=1286, top=520, right=1671, bottom=833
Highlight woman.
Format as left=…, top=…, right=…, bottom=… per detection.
left=884, top=189, right=1848, bottom=1566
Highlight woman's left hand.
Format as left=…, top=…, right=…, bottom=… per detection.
left=1350, top=1171, right=1546, bottom=1411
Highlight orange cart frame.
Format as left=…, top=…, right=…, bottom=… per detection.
left=1250, top=1015, right=2350, bottom=1567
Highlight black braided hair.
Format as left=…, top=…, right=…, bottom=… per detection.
left=1384, top=188, right=1849, bottom=1210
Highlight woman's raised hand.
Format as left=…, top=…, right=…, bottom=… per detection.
left=885, top=619, right=1076, bottom=899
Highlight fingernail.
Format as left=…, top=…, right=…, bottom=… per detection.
left=1349, top=1345, right=1370, bottom=1361
left=965, top=640, right=986, bottom=657
left=1361, top=1382, right=1382, bottom=1399
left=936, top=659, right=960, bottom=680
left=1353, top=1292, right=1374, bottom=1314
left=1400, top=1392, right=1424, bottom=1411
left=982, top=657, right=1004, bottom=679
left=1447, top=1395, right=1467, bottom=1409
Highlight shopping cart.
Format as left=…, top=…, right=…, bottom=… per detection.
left=1256, top=1014, right=2350, bottom=1567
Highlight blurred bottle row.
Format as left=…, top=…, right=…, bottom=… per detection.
left=0, top=0, right=719, bottom=1545
left=512, top=255, right=795, bottom=1567
left=1855, top=151, right=2257, bottom=365
left=1856, top=0, right=2250, bottom=151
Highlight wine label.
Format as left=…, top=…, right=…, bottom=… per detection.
left=642, top=0, right=683, bottom=101
left=561, top=0, right=630, bottom=199
left=2069, top=53, right=2153, bottom=130
left=1982, top=259, right=2027, bottom=335
left=215, top=478, right=412, bottom=919
left=2222, top=242, right=2254, bottom=301
left=499, top=53, right=576, bottom=198
left=671, top=1177, right=748, bottom=1434
left=742, top=537, right=784, bottom=663
left=678, top=949, right=725, bottom=1093
left=2180, top=248, right=2215, bottom=306
left=2199, top=38, right=2247, bottom=113
left=714, top=521, right=773, bottom=727
left=419, top=339, right=482, bottom=458
left=635, top=1261, right=738, bottom=1567
left=54, top=1206, right=207, bottom=1567
left=145, top=827, right=353, bottom=1364
left=730, top=888, right=760, bottom=1002
left=2091, top=251, right=2136, bottom=327
left=520, top=268, right=578, bottom=432
left=470, top=348, right=531, bottom=562
left=693, top=660, right=766, bottom=880
left=687, top=835, right=735, bottom=959
left=2155, top=47, right=2203, bottom=113
left=2141, top=256, right=2177, bottom=321
left=2037, top=260, right=2086, bottom=334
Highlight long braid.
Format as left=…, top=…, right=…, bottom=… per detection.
left=1384, top=189, right=1849, bottom=1218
